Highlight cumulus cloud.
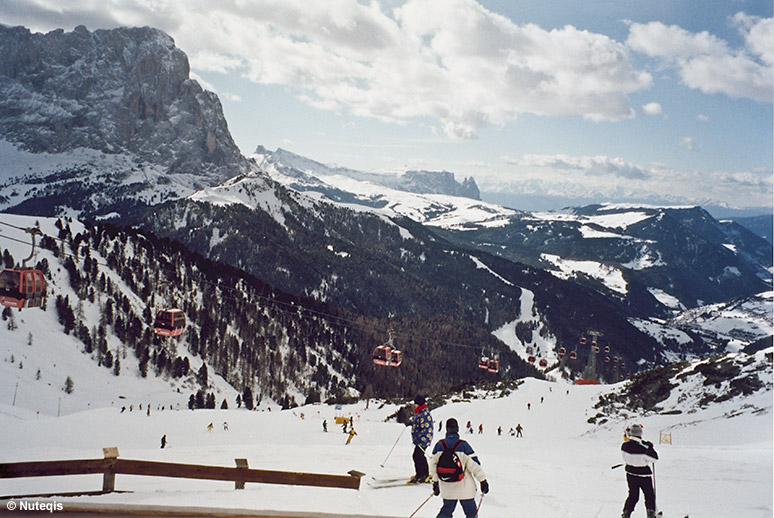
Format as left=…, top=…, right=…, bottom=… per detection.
left=0, top=0, right=652, bottom=139
left=627, top=14, right=773, bottom=103
left=640, top=102, right=662, bottom=116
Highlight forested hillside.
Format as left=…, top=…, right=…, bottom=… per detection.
left=2, top=217, right=537, bottom=407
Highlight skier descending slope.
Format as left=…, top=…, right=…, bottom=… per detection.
left=429, top=418, right=489, bottom=518
left=621, top=423, right=659, bottom=518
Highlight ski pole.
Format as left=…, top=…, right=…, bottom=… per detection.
left=475, top=493, right=485, bottom=517
left=611, top=463, right=623, bottom=469
left=408, top=493, right=433, bottom=518
left=381, top=426, right=407, bottom=467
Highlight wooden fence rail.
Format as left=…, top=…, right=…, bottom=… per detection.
left=0, top=447, right=364, bottom=498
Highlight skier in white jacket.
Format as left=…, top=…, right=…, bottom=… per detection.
left=620, top=423, right=659, bottom=518
left=429, top=418, right=489, bottom=518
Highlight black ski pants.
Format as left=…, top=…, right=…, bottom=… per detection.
left=624, top=473, right=656, bottom=513
left=413, top=445, right=429, bottom=479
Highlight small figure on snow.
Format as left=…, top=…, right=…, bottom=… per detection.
left=477, top=423, right=483, bottom=434
left=497, top=426, right=502, bottom=436
left=620, top=424, right=659, bottom=518
left=223, top=421, right=229, bottom=431
left=322, top=419, right=328, bottom=432
left=346, top=427, right=358, bottom=445
left=466, top=421, right=473, bottom=434
left=160, top=435, right=167, bottom=449
left=515, top=423, right=523, bottom=438
left=207, top=422, right=214, bottom=432
left=429, top=418, right=489, bottom=517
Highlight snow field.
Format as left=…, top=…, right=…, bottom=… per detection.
left=1, top=376, right=771, bottom=517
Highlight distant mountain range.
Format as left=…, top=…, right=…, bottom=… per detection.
left=0, top=24, right=770, bottom=400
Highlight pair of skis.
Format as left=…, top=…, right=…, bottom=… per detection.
left=368, top=476, right=428, bottom=488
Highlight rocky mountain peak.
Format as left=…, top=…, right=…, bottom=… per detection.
left=0, top=24, right=247, bottom=185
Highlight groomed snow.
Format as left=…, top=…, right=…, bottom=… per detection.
left=0, top=374, right=770, bottom=517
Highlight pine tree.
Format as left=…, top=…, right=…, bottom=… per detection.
left=242, top=386, right=254, bottom=410
left=64, top=376, right=74, bottom=394
left=103, top=350, right=114, bottom=369
left=197, top=363, right=208, bottom=387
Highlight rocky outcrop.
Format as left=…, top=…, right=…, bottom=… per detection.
left=0, top=24, right=247, bottom=184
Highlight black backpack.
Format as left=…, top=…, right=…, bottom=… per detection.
left=436, top=439, right=465, bottom=482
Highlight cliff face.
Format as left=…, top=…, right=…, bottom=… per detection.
left=0, top=24, right=247, bottom=184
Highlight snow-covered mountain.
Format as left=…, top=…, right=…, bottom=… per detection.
left=0, top=24, right=250, bottom=219
left=249, top=147, right=772, bottom=313
left=0, top=23, right=770, bottom=387
left=252, top=146, right=503, bottom=229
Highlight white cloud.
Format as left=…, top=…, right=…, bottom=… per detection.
left=679, top=137, right=697, bottom=151
left=487, top=155, right=773, bottom=210
left=0, top=0, right=653, bottom=139
left=627, top=14, right=773, bottom=103
left=509, top=153, right=651, bottom=179
left=640, top=102, right=662, bottom=116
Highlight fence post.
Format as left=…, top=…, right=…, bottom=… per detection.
left=234, top=458, right=248, bottom=489
left=102, top=447, right=119, bottom=492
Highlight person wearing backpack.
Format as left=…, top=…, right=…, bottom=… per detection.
left=429, top=418, right=489, bottom=518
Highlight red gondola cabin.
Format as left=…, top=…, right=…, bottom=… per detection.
left=539, top=358, right=548, bottom=368
left=373, top=345, right=402, bottom=367
left=478, top=356, right=490, bottom=370
left=486, top=359, right=499, bottom=373
left=154, top=309, right=186, bottom=337
left=0, top=269, right=47, bottom=309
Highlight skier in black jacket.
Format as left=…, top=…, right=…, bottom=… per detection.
left=620, top=424, right=658, bottom=518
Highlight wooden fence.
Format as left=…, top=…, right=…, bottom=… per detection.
left=0, top=447, right=364, bottom=499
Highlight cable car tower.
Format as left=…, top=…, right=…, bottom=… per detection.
left=578, top=330, right=603, bottom=383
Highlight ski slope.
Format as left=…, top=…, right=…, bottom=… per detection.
left=1, top=374, right=771, bottom=518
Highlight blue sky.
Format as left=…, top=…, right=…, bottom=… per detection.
left=1, top=0, right=772, bottom=213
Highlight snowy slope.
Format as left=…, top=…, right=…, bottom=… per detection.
left=1, top=213, right=770, bottom=516
left=252, top=147, right=517, bottom=230
left=0, top=361, right=771, bottom=517
left=0, top=214, right=239, bottom=418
